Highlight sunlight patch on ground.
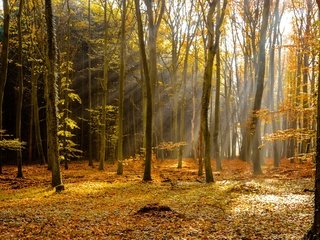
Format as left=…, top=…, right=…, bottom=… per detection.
left=0, top=187, right=56, bottom=202
left=66, top=181, right=129, bottom=195
left=257, top=194, right=310, bottom=204
left=233, top=193, right=312, bottom=214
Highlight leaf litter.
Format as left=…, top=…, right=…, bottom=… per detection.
left=0, top=158, right=314, bottom=239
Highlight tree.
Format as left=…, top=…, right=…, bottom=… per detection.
left=247, top=0, right=270, bottom=174
left=117, top=0, right=127, bottom=175
left=178, top=0, right=197, bottom=168
left=200, top=0, right=227, bottom=183
left=134, top=0, right=153, bottom=181
left=144, top=0, right=164, bottom=157
left=0, top=0, right=10, bottom=174
left=212, top=0, right=224, bottom=171
left=268, top=0, right=281, bottom=167
left=99, top=0, right=109, bottom=171
left=15, top=0, right=25, bottom=178
left=88, top=0, right=94, bottom=167
left=45, top=0, right=64, bottom=191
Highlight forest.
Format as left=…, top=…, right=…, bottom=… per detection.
left=1, top=0, right=320, bottom=239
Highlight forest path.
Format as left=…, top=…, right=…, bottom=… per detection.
left=0, top=159, right=314, bottom=239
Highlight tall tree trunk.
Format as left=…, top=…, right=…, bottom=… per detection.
left=88, top=0, right=93, bottom=167
left=135, top=0, right=153, bottom=181
left=178, top=41, right=191, bottom=169
left=99, top=0, right=109, bottom=171
left=0, top=0, right=10, bottom=174
left=117, top=0, right=126, bottom=175
left=45, top=0, right=64, bottom=191
left=248, top=0, right=270, bottom=175
left=213, top=42, right=221, bottom=171
left=269, top=0, right=280, bottom=167
left=200, top=0, right=227, bottom=183
left=144, top=0, right=164, bottom=161
left=200, top=3, right=216, bottom=183
left=191, top=44, right=198, bottom=161
left=16, top=0, right=24, bottom=178
left=301, top=0, right=312, bottom=154
left=45, top=73, right=52, bottom=170
left=31, top=64, right=46, bottom=165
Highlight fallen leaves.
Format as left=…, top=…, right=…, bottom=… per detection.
left=0, top=158, right=315, bottom=239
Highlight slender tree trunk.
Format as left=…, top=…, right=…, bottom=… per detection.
left=191, top=45, right=198, bottom=161
left=200, top=3, right=216, bottom=183
left=200, top=0, right=227, bottom=183
left=178, top=42, right=191, bottom=168
left=144, top=0, right=164, bottom=161
left=117, top=0, right=126, bottom=175
left=197, top=130, right=203, bottom=176
left=88, top=0, right=93, bottom=167
left=28, top=79, right=34, bottom=165
left=44, top=73, right=52, bottom=170
left=213, top=44, right=221, bottom=171
left=31, top=64, right=46, bottom=165
left=0, top=0, right=10, bottom=174
left=45, top=0, right=64, bottom=190
left=135, top=0, right=153, bottom=181
left=16, top=0, right=24, bottom=178
left=269, top=0, right=280, bottom=167
left=301, top=0, right=312, bottom=154
left=62, top=0, right=72, bottom=170
left=99, top=0, right=109, bottom=171
left=248, top=0, right=270, bottom=175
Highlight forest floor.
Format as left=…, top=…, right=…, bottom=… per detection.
left=0, top=158, right=314, bottom=239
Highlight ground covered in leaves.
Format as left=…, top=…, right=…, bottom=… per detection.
left=0, top=158, right=314, bottom=239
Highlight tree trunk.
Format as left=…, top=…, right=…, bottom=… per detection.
left=45, top=0, right=64, bottom=190
left=178, top=41, right=191, bottom=169
left=99, top=0, right=109, bottom=171
left=301, top=0, right=312, bottom=154
left=213, top=43, right=221, bottom=171
left=191, top=44, right=198, bottom=161
left=269, top=0, right=280, bottom=167
left=16, top=0, right=24, bottom=178
left=144, top=0, right=164, bottom=161
left=248, top=0, right=270, bottom=175
left=117, top=0, right=126, bottom=175
left=135, top=0, right=153, bottom=181
left=88, top=0, right=93, bottom=167
left=200, top=0, right=227, bottom=183
left=200, top=3, right=216, bottom=183
left=31, top=64, right=46, bottom=165
left=197, top=130, right=203, bottom=176
left=0, top=0, right=10, bottom=174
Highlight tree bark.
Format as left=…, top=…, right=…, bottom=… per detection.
left=117, top=0, right=126, bottom=175
left=200, top=2, right=216, bottom=183
left=135, top=0, right=153, bottom=181
left=99, top=0, right=109, bottom=171
left=16, top=0, right=24, bottom=178
left=88, top=0, right=93, bottom=167
left=0, top=0, right=10, bottom=174
left=200, top=0, right=227, bottom=183
left=269, top=0, right=281, bottom=167
left=248, top=0, right=271, bottom=175
left=144, top=0, right=164, bottom=160
left=31, top=64, right=46, bottom=165
left=45, top=0, right=64, bottom=190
